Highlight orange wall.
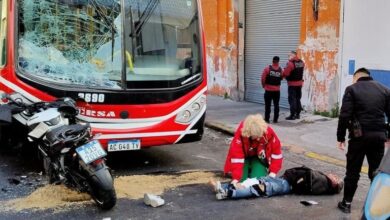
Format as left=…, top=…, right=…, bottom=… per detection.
left=201, top=0, right=341, bottom=108
left=200, top=0, right=239, bottom=98
left=298, top=0, right=341, bottom=111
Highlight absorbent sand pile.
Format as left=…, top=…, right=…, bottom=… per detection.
left=1, top=170, right=217, bottom=212
left=2, top=184, right=91, bottom=212
left=114, top=171, right=217, bottom=199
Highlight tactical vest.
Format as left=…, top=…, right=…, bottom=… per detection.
left=286, top=59, right=304, bottom=81
left=265, top=65, right=282, bottom=86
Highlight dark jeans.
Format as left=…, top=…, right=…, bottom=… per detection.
left=287, top=86, right=302, bottom=117
left=343, top=138, right=385, bottom=202
left=264, top=91, right=280, bottom=122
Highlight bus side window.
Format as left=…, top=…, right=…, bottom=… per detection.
left=0, top=0, right=7, bottom=67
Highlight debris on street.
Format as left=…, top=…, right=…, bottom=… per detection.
left=7, top=178, right=21, bottom=185
left=300, top=200, right=319, bottom=206
left=144, top=193, right=165, bottom=207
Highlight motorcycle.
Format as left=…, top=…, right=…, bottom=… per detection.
left=361, top=148, right=390, bottom=220
left=0, top=93, right=116, bottom=210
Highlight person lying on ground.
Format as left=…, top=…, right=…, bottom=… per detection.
left=209, top=176, right=290, bottom=200
left=209, top=166, right=344, bottom=200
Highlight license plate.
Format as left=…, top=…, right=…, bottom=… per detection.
left=76, top=140, right=107, bottom=164
left=107, top=139, right=141, bottom=152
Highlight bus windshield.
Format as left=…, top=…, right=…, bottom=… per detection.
left=17, top=0, right=201, bottom=90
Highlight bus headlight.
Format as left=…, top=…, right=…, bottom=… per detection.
left=192, top=103, right=201, bottom=111
left=175, top=95, right=206, bottom=124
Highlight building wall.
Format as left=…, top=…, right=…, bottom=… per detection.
left=200, top=0, right=239, bottom=99
left=297, top=0, right=341, bottom=112
left=339, top=0, right=390, bottom=102
left=201, top=0, right=342, bottom=110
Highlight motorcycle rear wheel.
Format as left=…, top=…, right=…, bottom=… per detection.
left=89, top=184, right=117, bottom=210
left=86, top=166, right=116, bottom=210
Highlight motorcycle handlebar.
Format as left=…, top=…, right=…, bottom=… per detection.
left=1, top=92, right=77, bottom=115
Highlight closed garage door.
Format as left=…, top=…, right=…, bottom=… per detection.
left=245, top=0, right=301, bottom=108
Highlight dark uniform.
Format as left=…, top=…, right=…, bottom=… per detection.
left=337, top=74, right=390, bottom=207
left=264, top=65, right=283, bottom=122
left=285, top=58, right=304, bottom=119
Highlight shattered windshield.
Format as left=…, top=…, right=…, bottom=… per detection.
left=17, top=0, right=201, bottom=90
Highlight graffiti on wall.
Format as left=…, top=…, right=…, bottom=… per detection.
left=298, top=0, right=341, bottom=111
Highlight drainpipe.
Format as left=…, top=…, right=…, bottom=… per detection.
left=337, top=0, right=346, bottom=107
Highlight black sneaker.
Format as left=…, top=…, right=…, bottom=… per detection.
left=216, top=188, right=228, bottom=200
left=337, top=200, right=351, bottom=213
left=285, top=115, right=296, bottom=120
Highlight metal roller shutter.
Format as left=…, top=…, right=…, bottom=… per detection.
left=244, top=0, right=302, bottom=108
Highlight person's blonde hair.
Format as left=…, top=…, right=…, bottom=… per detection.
left=241, top=114, right=268, bottom=138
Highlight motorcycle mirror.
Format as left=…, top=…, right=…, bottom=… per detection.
left=58, top=105, right=78, bottom=116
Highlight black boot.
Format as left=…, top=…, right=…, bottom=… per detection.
left=295, top=114, right=300, bottom=119
left=337, top=200, right=351, bottom=213
left=285, top=115, right=296, bottom=120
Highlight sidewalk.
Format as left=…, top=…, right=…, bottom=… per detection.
left=205, top=95, right=357, bottom=171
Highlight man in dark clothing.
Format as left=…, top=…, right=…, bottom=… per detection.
left=336, top=67, right=390, bottom=213
left=261, top=56, right=283, bottom=123
left=283, top=51, right=305, bottom=120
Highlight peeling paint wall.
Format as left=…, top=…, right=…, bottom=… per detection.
left=201, top=0, right=239, bottom=99
left=298, top=0, right=341, bottom=111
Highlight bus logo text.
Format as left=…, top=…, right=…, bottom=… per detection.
left=79, top=107, right=116, bottom=118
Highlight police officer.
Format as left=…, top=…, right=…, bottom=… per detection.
left=284, top=51, right=305, bottom=120
left=336, top=67, right=390, bottom=213
left=261, top=56, right=283, bottom=123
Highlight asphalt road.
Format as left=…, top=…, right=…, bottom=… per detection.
left=0, top=128, right=369, bottom=220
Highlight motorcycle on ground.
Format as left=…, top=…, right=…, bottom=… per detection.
left=0, top=93, right=116, bottom=210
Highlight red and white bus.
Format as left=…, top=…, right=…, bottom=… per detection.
left=0, top=0, right=206, bottom=152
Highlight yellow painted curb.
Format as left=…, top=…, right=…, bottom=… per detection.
left=305, top=152, right=368, bottom=174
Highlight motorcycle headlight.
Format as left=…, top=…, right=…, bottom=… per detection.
left=45, top=115, right=61, bottom=126
left=175, top=95, right=206, bottom=124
